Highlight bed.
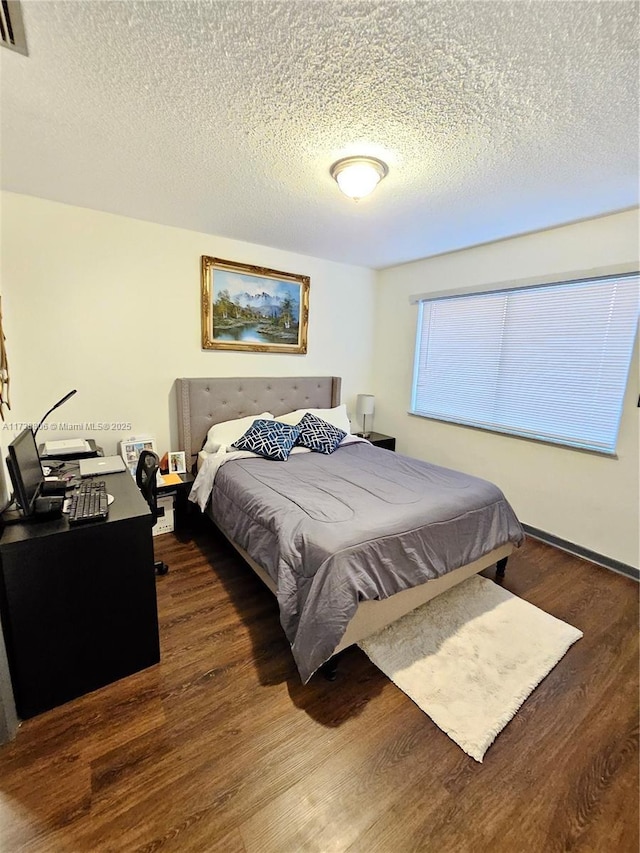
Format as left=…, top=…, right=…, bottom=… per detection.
left=177, top=376, right=524, bottom=682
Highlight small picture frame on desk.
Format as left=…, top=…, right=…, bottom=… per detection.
left=168, top=451, right=186, bottom=475
left=119, top=436, right=157, bottom=478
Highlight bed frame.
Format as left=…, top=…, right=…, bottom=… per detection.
left=176, top=376, right=511, bottom=673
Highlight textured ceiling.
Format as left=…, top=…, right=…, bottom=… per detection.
left=1, top=1, right=638, bottom=269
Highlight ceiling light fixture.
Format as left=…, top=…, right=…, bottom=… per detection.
left=330, top=156, right=388, bottom=201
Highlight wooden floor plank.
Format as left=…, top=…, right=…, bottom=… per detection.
left=0, top=524, right=636, bottom=852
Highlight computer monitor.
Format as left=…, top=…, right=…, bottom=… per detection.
left=6, top=428, right=44, bottom=516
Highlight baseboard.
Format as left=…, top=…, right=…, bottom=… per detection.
left=522, top=524, right=639, bottom=582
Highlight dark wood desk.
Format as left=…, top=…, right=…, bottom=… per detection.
left=0, top=471, right=160, bottom=718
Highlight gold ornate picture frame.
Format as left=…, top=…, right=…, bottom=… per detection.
left=201, top=256, right=310, bottom=353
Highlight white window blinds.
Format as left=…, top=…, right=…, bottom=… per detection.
left=411, top=272, right=639, bottom=454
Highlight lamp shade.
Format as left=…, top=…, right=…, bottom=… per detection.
left=356, top=394, right=375, bottom=417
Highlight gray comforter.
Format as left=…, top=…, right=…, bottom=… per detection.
left=208, top=443, right=524, bottom=682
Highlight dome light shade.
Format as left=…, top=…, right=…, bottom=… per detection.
left=330, top=156, right=388, bottom=200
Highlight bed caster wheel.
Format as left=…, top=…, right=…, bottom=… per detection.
left=155, top=561, right=169, bottom=575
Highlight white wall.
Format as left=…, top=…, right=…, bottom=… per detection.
left=1, top=192, right=376, bottom=456
left=375, top=210, right=640, bottom=568
left=0, top=233, right=18, bottom=742
left=2, top=193, right=637, bottom=568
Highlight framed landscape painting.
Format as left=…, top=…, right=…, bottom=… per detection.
left=201, top=256, right=310, bottom=353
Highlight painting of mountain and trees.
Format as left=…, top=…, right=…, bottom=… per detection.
left=201, top=256, right=309, bottom=353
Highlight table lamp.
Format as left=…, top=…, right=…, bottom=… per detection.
left=356, top=394, right=375, bottom=438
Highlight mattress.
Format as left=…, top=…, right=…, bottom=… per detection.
left=195, top=441, right=525, bottom=682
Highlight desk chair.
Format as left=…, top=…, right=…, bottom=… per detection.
left=135, top=450, right=169, bottom=575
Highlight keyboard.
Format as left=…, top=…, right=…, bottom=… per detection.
left=68, top=480, right=109, bottom=525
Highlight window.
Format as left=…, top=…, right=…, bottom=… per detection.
left=411, top=272, right=639, bottom=454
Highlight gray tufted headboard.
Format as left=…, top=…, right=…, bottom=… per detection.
left=176, top=376, right=342, bottom=464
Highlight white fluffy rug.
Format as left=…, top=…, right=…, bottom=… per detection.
left=359, top=574, right=583, bottom=762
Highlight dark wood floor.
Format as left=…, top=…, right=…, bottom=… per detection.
left=0, top=520, right=637, bottom=852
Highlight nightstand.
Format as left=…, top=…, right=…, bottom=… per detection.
left=157, top=472, right=195, bottom=531
left=362, top=432, right=396, bottom=451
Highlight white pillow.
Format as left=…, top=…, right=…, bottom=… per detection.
left=275, top=404, right=351, bottom=434
left=202, top=412, right=274, bottom=453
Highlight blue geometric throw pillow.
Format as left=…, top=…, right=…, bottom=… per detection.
left=296, top=412, right=346, bottom=454
left=232, top=419, right=301, bottom=461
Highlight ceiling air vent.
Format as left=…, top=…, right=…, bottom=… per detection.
left=0, top=0, right=28, bottom=56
